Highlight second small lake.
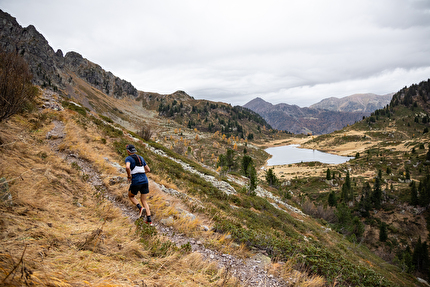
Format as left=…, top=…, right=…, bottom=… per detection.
left=265, top=144, right=352, bottom=166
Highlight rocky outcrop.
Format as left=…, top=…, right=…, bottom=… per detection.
left=0, top=9, right=137, bottom=99
left=64, top=51, right=137, bottom=98
left=0, top=10, right=64, bottom=88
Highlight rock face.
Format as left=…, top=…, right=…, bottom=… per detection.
left=0, top=11, right=63, bottom=88
left=244, top=97, right=367, bottom=135
left=63, top=51, right=137, bottom=98
left=0, top=9, right=137, bottom=99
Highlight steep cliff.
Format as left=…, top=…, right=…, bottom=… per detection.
left=0, top=9, right=137, bottom=99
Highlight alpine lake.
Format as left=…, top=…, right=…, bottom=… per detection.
left=265, top=144, right=352, bottom=166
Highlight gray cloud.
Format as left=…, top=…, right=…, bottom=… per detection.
left=1, top=0, right=429, bottom=107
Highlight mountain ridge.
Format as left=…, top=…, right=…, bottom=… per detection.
left=310, top=92, right=394, bottom=112
left=0, top=10, right=137, bottom=99
left=244, top=93, right=392, bottom=134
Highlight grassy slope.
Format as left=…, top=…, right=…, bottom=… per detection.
left=0, top=89, right=422, bottom=286
left=287, top=92, right=430, bottom=283
left=0, top=109, right=240, bottom=286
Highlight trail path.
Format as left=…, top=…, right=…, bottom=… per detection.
left=46, top=120, right=288, bottom=287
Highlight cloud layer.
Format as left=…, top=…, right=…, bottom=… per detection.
left=2, top=0, right=430, bottom=106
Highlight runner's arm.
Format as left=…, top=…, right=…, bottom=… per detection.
left=126, top=162, right=132, bottom=180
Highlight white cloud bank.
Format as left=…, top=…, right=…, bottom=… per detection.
left=2, top=0, right=430, bottom=106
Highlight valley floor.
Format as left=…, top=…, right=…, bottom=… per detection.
left=257, top=128, right=416, bottom=182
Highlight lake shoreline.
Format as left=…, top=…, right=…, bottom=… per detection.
left=255, top=136, right=345, bottom=156
left=257, top=138, right=353, bottom=181
left=265, top=144, right=352, bottom=166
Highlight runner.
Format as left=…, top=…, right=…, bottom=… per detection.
left=125, top=144, right=152, bottom=225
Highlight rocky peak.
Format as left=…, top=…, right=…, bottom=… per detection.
left=0, top=9, right=138, bottom=99
left=171, top=90, right=194, bottom=101
left=243, top=97, right=273, bottom=113
left=0, top=10, right=63, bottom=87
left=55, top=49, right=63, bottom=58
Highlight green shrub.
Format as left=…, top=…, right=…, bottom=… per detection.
left=62, top=100, right=88, bottom=116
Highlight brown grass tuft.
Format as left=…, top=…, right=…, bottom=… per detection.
left=268, top=256, right=326, bottom=287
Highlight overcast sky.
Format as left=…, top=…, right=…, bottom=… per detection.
left=1, top=0, right=430, bottom=107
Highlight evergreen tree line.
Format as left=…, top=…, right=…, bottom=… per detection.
left=395, top=236, right=429, bottom=277
left=326, top=169, right=385, bottom=243
left=391, top=79, right=430, bottom=108
left=327, top=169, right=383, bottom=214
left=216, top=151, right=282, bottom=194
left=158, top=100, right=267, bottom=138
left=410, top=173, right=430, bottom=207
left=326, top=167, right=430, bottom=277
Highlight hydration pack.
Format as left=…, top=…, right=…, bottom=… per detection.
left=130, top=154, right=145, bottom=174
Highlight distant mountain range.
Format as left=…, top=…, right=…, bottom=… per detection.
left=310, top=93, right=394, bottom=112
left=243, top=93, right=393, bottom=135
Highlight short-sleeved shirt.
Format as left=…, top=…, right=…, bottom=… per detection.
left=125, top=154, right=148, bottom=186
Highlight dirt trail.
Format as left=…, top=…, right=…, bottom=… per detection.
left=46, top=120, right=286, bottom=287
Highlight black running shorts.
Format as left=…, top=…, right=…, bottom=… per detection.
left=129, top=182, right=149, bottom=195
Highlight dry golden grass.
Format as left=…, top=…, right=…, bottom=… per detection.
left=268, top=257, right=326, bottom=287
left=150, top=173, right=179, bottom=190
left=0, top=111, right=244, bottom=286
left=0, top=103, right=327, bottom=286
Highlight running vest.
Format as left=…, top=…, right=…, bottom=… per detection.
left=130, top=154, right=146, bottom=175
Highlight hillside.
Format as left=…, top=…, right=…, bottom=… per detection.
left=1, top=87, right=421, bottom=286
left=243, top=97, right=366, bottom=135
left=265, top=79, right=430, bottom=285
left=0, top=7, right=428, bottom=287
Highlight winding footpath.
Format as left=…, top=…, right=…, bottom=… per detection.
left=46, top=118, right=299, bottom=286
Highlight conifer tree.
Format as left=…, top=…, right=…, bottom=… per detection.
left=427, top=145, right=430, bottom=160
left=326, top=168, right=331, bottom=180
left=379, top=222, right=388, bottom=242
left=386, top=166, right=392, bottom=175
left=372, top=174, right=382, bottom=209
left=241, top=155, right=257, bottom=193
left=412, top=237, right=423, bottom=271
left=418, top=175, right=430, bottom=206
left=410, top=181, right=418, bottom=206
left=359, top=182, right=372, bottom=217
left=335, top=203, right=352, bottom=226
left=422, top=241, right=429, bottom=274
left=241, top=155, right=253, bottom=177
left=404, top=246, right=414, bottom=273
left=247, top=163, right=258, bottom=193
left=341, top=171, right=352, bottom=202
left=405, top=168, right=410, bottom=181
left=328, top=190, right=337, bottom=207
left=352, top=216, right=365, bottom=239
left=265, top=168, right=279, bottom=187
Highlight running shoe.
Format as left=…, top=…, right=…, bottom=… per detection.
left=139, top=207, right=145, bottom=217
